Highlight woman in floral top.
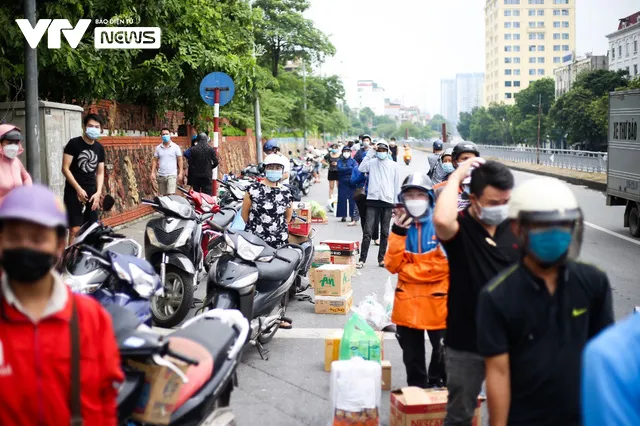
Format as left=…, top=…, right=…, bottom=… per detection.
left=241, top=153, right=293, bottom=249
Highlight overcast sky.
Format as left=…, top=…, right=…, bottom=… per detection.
left=305, top=0, right=638, bottom=115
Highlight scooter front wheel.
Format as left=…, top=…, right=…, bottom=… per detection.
left=151, top=266, right=194, bottom=328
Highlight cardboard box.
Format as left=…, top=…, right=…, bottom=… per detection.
left=381, top=360, right=392, bottom=391
left=288, top=234, right=308, bottom=245
left=315, top=290, right=353, bottom=315
left=390, top=388, right=483, bottom=426
left=289, top=202, right=313, bottom=236
left=311, top=264, right=352, bottom=296
left=330, top=255, right=357, bottom=277
left=311, top=244, right=331, bottom=268
left=323, top=330, right=386, bottom=371
left=320, top=239, right=360, bottom=252
left=330, top=248, right=360, bottom=257
left=128, top=358, right=189, bottom=425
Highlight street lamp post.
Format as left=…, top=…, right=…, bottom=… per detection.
left=248, top=0, right=263, bottom=162
left=303, top=61, right=308, bottom=149
left=24, top=0, right=41, bottom=182
left=536, top=93, right=542, bottom=165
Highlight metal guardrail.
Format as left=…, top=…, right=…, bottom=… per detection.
left=476, top=144, right=608, bottom=174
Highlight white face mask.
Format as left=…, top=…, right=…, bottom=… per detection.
left=478, top=203, right=509, bottom=225
left=404, top=200, right=429, bottom=218
left=2, top=144, right=19, bottom=159
left=342, top=152, right=351, bottom=159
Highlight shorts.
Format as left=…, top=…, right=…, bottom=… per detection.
left=328, top=170, right=339, bottom=181
left=64, top=186, right=98, bottom=229
left=157, top=175, right=177, bottom=195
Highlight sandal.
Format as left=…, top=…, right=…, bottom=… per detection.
left=279, top=316, right=293, bottom=329
left=356, top=262, right=364, bottom=269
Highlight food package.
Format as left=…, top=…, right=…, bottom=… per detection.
left=339, top=313, right=382, bottom=364
left=312, top=264, right=352, bottom=296
left=330, top=357, right=381, bottom=426
left=289, top=202, right=313, bottom=236
left=311, top=200, right=328, bottom=219
left=351, top=292, right=392, bottom=332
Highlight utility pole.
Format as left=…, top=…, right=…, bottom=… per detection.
left=24, top=0, right=41, bottom=182
left=303, top=61, right=308, bottom=149
left=536, top=93, right=542, bottom=165
left=249, top=0, right=263, bottom=162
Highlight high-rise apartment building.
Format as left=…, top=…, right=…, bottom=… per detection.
left=484, top=0, right=576, bottom=106
left=456, top=73, right=485, bottom=118
left=440, top=79, right=457, bottom=124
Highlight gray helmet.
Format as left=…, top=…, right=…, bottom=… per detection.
left=401, top=173, right=434, bottom=194
left=441, top=148, right=453, bottom=159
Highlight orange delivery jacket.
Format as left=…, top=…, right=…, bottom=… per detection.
left=385, top=214, right=449, bottom=330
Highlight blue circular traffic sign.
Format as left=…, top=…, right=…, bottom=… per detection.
left=199, top=72, right=235, bottom=107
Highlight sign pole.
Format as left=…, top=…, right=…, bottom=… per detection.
left=24, top=0, right=41, bottom=182
left=212, top=88, right=221, bottom=196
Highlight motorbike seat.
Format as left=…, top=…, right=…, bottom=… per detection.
left=169, top=336, right=214, bottom=411
left=105, top=240, right=140, bottom=257
left=200, top=193, right=216, bottom=205
left=210, top=208, right=236, bottom=229
left=254, top=248, right=301, bottom=282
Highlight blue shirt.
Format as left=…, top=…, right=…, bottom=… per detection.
left=582, top=313, right=640, bottom=426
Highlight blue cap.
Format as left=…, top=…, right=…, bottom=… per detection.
left=0, top=184, right=68, bottom=228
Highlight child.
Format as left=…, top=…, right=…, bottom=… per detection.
left=385, top=173, right=449, bottom=389
left=241, top=153, right=293, bottom=249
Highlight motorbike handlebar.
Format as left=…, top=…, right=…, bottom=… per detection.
left=109, top=233, right=128, bottom=239
left=177, top=186, right=189, bottom=195
left=206, top=219, right=225, bottom=232
left=165, top=347, right=200, bottom=366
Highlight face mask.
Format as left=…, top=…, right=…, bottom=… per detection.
left=161, top=135, right=171, bottom=143
left=442, top=163, right=455, bottom=174
left=376, top=152, right=387, bottom=160
left=527, top=227, right=573, bottom=264
left=477, top=203, right=509, bottom=226
left=1, top=248, right=57, bottom=283
left=404, top=200, right=429, bottom=218
left=85, top=127, right=101, bottom=140
left=342, top=152, right=351, bottom=159
left=265, top=170, right=283, bottom=182
left=2, top=144, right=19, bottom=159
left=363, top=141, right=370, bottom=147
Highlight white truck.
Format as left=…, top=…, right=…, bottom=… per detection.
left=607, top=89, right=640, bottom=237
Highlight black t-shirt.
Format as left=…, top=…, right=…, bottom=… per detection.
left=63, top=137, right=105, bottom=191
left=324, top=153, right=340, bottom=171
left=441, top=208, right=519, bottom=353
left=189, top=142, right=219, bottom=179
left=477, top=262, right=614, bottom=426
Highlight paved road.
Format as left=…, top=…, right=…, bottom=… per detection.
left=120, top=149, right=640, bottom=425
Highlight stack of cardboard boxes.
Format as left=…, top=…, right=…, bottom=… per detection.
left=310, top=240, right=360, bottom=315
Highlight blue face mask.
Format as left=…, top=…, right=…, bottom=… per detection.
left=376, top=152, right=387, bottom=160
left=85, top=127, right=101, bottom=140
left=161, top=135, right=171, bottom=143
left=442, top=163, right=455, bottom=173
left=527, top=227, right=573, bottom=264
left=265, top=170, right=283, bottom=182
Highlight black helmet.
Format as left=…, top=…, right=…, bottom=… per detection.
left=342, top=145, right=352, bottom=153
left=451, top=142, right=480, bottom=161
left=196, top=132, right=209, bottom=143
left=433, top=140, right=444, bottom=151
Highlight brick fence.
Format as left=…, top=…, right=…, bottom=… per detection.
left=101, top=131, right=257, bottom=227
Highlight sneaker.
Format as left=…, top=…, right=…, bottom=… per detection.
left=378, top=261, right=385, bottom=268
left=374, top=239, right=380, bottom=246
left=356, top=262, right=364, bottom=269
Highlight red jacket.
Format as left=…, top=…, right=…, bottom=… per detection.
left=0, top=285, right=123, bottom=426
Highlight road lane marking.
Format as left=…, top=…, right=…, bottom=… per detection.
left=152, top=326, right=397, bottom=339
left=584, top=221, right=640, bottom=246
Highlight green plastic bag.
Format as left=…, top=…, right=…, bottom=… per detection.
left=338, top=313, right=382, bottom=363
left=310, top=200, right=327, bottom=219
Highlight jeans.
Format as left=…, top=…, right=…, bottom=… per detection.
left=359, top=204, right=391, bottom=263
left=396, top=326, right=447, bottom=388
left=444, top=348, right=486, bottom=426
left=354, top=194, right=378, bottom=239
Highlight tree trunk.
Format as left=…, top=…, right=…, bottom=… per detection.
left=272, top=48, right=280, bottom=77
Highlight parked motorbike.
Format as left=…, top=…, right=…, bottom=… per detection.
left=290, top=155, right=313, bottom=196
left=202, top=226, right=303, bottom=359
left=142, top=195, right=217, bottom=328
left=110, top=304, right=249, bottom=425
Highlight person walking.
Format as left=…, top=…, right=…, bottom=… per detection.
left=0, top=124, right=32, bottom=204
left=351, top=164, right=380, bottom=243
left=324, top=143, right=341, bottom=199
left=336, top=146, right=358, bottom=225
left=356, top=140, right=399, bottom=269
left=0, top=184, right=123, bottom=425
left=354, top=134, right=371, bottom=164
left=183, top=134, right=199, bottom=188
left=433, top=159, right=519, bottom=426
left=385, top=173, right=449, bottom=389
left=389, top=138, right=399, bottom=162
left=61, top=113, right=106, bottom=245
left=428, top=140, right=444, bottom=173
left=477, top=177, right=614, bottom=426
left=188, top=132, right=219, bottom=195
left=151, top=127, right=183, bottom=195
left=430, top=148, right=455, bottom=185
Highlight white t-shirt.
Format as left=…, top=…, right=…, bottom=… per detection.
left=154, top=142, right=182, bottom=176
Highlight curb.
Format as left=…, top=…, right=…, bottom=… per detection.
left=113, top=212, right=155, bottom=231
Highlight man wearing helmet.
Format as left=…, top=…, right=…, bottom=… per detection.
left=476, top=177, right=613, bottom=426
left=429, top=148, right=455, bottom=185
left=385, top=173, right=449, bottom=389
left=433, top=159, right=520, bottom=426
left=433, top=142, right=481, bottom=211
left=0, top=185, right=123, bottom=425
left=427, top=140, right=444, bottom=173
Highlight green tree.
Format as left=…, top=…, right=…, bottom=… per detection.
left=254, top=0, right=335, bottom=77
left=359, top=107, right=375, bottom=128
left=429, top=114, right=448, bottom=132
left=574, top=69, right=630, bottom=97
left=376, top=123, right=397, bottom=138
left=549, top=87, right=602, bottom=149
left=457, top=111, right=473, bottom=140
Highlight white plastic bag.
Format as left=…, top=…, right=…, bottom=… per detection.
left=383, top=277, right=394, bottom=319
left=329, top=357, right=381, bottom=426
left=352, top=293, right=390, bottom=331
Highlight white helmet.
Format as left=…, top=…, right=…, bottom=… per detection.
left=508, top=177, right=581, bottom=222
left=263, top=153, right=286, bottom=169
left=376, top=139, right=389, bottom=150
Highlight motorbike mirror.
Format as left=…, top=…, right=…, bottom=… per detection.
left=288, top=151, right=293, bottom=155
left=257, top=162, right=265, bottom=173
left=102, top=194, right=115, bottom=212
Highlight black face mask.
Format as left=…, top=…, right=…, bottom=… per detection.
left=0, top=248, right=57, bottom=283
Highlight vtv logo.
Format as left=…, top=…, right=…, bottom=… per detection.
left=16, top=19, right=91, bottom=49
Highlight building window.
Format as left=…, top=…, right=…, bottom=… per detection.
left=505, top=57, right=512, bottom=63
left=505, top=22, right=512, bottom=28
left=553, top=9, right=560, bottom=15
left=514, top=33, right=521, bottom=40
left=514, top=69, right=521, bottom=75
left=506, top=93, right=513, bottom=99
left=505, top=9, right=512, bottom=16
left=626, top=66, right=630, bottom=74
left=514, top=57, right=521, bottom=63
left=529, top=57, right=536, bottom=63
left=514, top=22, right=521, bottom=28
left=505, top=0, right=520, bottom=3
left=538, top=69, right=545, bottom=75
left=538, top=57, right=545, bottom=63
left=538, top=45, right=545, bottom=51
left=562, top=21, right=569, bottom=28
left=538, top=9, right=544, bottom=16
left=554, top=57, right=561, bottom=63
left=635, top=64, right=638, bottom=75
left=505, top=34, right=512, bottom=40
left=529, top=33, right=536, bottom=40
left=529, top=45, right=536, bottom=51
left=562, top=45, right=569, bottom=51
left=528, top=0, right=544, bottom=4
left=611, top=46, right=615, bottom=59
left=514, top=9, right=521, bottom=16
left=626, top=43, right=630, bottom=57
left=562, top=33, right=569, bottom=40
left=505, top=81, right=513, bottom=87
left=553, top=0, right=569, bottom=4
left=505, top=46, right=512, bottom=52
left=529, top=9, right=536, bottom=16
left=554, top=45, right=561, bottom=51
left=537, top=32, right=545, bottom=40
left=529, top=69, right=536, bottom=75
left=529, top=21, right=536, bottom=28
left=619, top=45, right=622, bottom=56
left=537, top=21, right=544, bottom=27
left=505, top=69, right=513, bottom=75
left=562, top=9, right=569, bottom=15
left=553, top=33, right=561, bottom=40
left=553, top=21, right=561, bottom=28
left=514, top=45, right=521, bottom=52
left=514, top=81, right=521, bottom=87
left=634, top=40, right=638, bottom=53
